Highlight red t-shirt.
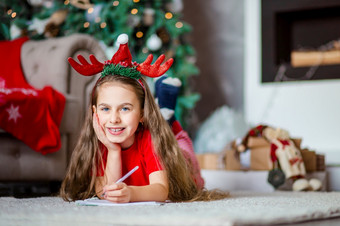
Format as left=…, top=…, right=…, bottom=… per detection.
left=97, top=129, right=163, bottom=186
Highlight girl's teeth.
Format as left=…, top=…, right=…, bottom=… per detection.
left=111, top=128, right=123, bottom=132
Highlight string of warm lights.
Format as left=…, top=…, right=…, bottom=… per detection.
left=7, top=9, right=17, bottom=19
left=5, top=0, right=184, bottom=38
left=61, top=0, right=184, bottom=37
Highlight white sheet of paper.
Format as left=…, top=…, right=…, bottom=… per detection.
left=75, top=198, right=164, bottom=206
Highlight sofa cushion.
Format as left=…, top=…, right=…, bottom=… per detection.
left=59, top=94, right=80, bottom=134
left=0, top=134, right=67, bottom=181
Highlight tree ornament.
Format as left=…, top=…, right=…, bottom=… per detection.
left=27, top=0, right=45, bottom=7
left=85, top=4, right=103, bottom=23
left=146, top=34, right=162, bottom=51
left=156, top=27, right=171, bottom=45
left=165, top=49, right=175, bottom=59
left=44, top=23, right=59, bottom=38
left=143, top=8, right=155, bottom=26
left=28, top=17, right=49, bottom=35
left=165, top=0, right=183, bottom=13
left=10, top=24, right=23, bottom=40
left=27, top=0, right=53, bottom=8
left=186, top=55, right=197, bottom=64
left=44, top=9, right=68, bottom=38
left=70, top=0, right=93, bottom=9
left=128, top=15, right=141, bottom=27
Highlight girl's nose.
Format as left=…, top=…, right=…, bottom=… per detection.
left=110, top=112, right=121, bottom=123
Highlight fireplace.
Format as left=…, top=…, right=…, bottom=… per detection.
left=261, top=0, right=340, bottom=83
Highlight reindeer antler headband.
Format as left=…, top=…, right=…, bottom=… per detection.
left=68, top=34, right=174, bottom=86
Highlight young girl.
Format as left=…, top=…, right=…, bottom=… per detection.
left=60, top=34, right=228, bottom=202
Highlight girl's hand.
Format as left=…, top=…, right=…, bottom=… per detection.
left=102, top=183, right=131, bottom=203
left=93, top=113, right=120, bottom=152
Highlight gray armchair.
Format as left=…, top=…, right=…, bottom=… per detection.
left=0, top=34, right=106, bottom=195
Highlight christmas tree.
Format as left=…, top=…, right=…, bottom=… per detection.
left=0, top=0, right=200, bottom=128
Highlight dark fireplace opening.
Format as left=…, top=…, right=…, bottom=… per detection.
left=262, top=0, right=340, bottom=83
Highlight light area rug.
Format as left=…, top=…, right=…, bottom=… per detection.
left=1, top=191, right=340, bottom=226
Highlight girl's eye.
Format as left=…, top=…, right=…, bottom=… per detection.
left=121, top=107, right=130, bottom=112
left=101, top=107, right=109, bottom=112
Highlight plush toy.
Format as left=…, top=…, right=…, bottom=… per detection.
left=262, top=126, right=322, bottom=191
left=154, top=75, right=182, bottom=125
left=236, top=125, right=322, bottom=191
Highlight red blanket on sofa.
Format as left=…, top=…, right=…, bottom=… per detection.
left=0, top=37, right=65, bottom=155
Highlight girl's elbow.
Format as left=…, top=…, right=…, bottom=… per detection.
left=159, top=184, right=169, bottom=201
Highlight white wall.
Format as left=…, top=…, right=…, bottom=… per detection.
left=182, top=0, right=245, bottom=129
left=244, top=0, right=340, bottom=165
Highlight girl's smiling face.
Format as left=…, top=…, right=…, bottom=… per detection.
left=93, top=81, right=143, bottom=149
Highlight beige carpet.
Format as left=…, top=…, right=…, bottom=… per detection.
left=1, top=191, right=340, bottom=226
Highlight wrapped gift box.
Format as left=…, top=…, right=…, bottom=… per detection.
left=300, top=149, right=317, bottom=172
left=250, top=146, right=273, bottom=170
left=247, top=137, right=272, bottom=170
left=316, top=154, right=326, bottom=171
left=196, top=153, right=224, bottom=170
left=247, top=137, right=269, bottom=147
left=224, top=149, right=242, bottom=171
left=224, top=137, right=273, bottom=171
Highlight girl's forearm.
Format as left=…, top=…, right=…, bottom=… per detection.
left=129, top=183, right=169, bottom=202
left=104, top=150, right=122, bottom=184
left=96, top=150, right=122, bottom=197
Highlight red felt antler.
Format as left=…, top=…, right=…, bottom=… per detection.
left=137, top=54, right=173, bottom=78
left=68, top=54, right=104, bottom=76
left=68, top=34, right=173, bottom=78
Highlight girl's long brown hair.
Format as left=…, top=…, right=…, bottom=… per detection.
left=60, top=75, right=228, bottom=202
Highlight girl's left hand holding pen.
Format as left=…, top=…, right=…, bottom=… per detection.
left=102, top=182, right=132, bottom=203
left=101, top=166, right=139, bottom=203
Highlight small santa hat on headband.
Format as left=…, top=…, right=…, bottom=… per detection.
left=110, top=34, right=132, bottom=67
left=68, top=34, right=173, bottom=79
